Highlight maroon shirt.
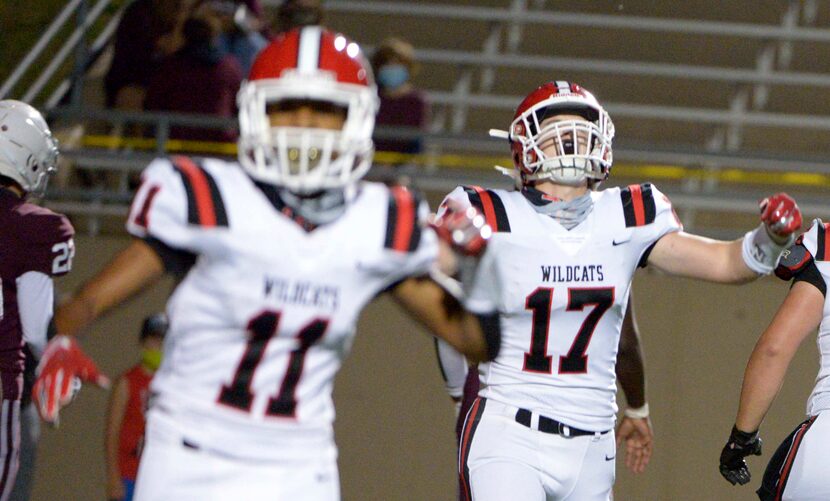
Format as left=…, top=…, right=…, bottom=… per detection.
left=104, top=0, right=171, bottom=106
left=375, top=89, right=431, bottom=154
left=144, top=45, right=243, bottom=143
left=0, top=189, right=74, bottom=400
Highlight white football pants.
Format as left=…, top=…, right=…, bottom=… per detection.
left=133, top=408, right=340, bottom=501
left=762, top=411, right=830, bottom=501
left=459, top=398, right=615, bottom=501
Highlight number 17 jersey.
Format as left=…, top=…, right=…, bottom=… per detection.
left=445, top=184, right=681, bottom=431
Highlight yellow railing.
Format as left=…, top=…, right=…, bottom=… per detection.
left=79, top=135, right=830, bottom=188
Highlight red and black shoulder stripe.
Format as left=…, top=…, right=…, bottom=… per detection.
left=171, top=155, right=228, bottom=228
left=620, top=183, right=657, bottom=227
left=384, top=186, right=423, bottom=253
left=462, top=186, right=511, bottom=233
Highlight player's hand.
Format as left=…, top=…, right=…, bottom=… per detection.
left=33, top=335, right=110, bottom=426
left=719, top=425, right=762, bottom=486
left=760, top=193, right=801, bottom=245
left=616, top=415, right=653, bottom=474
left=430, top=204, right=492, bottom=258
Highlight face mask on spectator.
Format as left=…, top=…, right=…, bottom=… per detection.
left=141, top=348, right=163, bottom=371
left=377, top=64, right=409, bottom=90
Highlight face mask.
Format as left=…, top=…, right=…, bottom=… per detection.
left=141, top=348, right=163, bottom=371
left=377, top=64, right=409, bottom=90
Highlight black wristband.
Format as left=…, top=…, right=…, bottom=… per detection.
left=730, top=425, right=759, bottom=445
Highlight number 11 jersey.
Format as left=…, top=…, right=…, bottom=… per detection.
left=127, top=156, right=437, bottom=460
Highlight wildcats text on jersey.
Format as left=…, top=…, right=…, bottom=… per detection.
left=263, top=276, right=339, bottom=312
left=540, top=265, right=605, bottom=283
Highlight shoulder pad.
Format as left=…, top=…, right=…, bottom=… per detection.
left=21, top=211, right=74, bottom=276
left=384, top=185, right=424, bottom=253
left=461, top=185, right=511, bottom=233
left=620, top=183, right=657, bottom=227
left=169, top=155, right=229, bottom=228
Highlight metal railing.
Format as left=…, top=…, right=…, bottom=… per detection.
left=0, top=0, right=121, bottom=105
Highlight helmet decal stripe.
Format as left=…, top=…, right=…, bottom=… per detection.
left=297, top=26, right=323, bottom=74
left=555, top=81, right=571, bottom=94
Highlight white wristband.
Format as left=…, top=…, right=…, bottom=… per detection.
left=741, top=223, right=792, bottom=275
left=624, top=403, right=649, bottom=419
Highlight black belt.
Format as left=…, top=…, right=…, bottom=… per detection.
left=515, top=408, right=609, bottom=438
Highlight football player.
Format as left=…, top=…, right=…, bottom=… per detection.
left=0, top=100, right=75, bottom=501
left=446, top=81, right=802, bottom=501
left=719, top=220, right=830, bottom=499
left=31, top=27, right=499, bottom=500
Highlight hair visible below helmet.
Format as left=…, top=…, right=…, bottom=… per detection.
left=237, top=26, right=378, bottom=194
left=0, top=100, right=59, bottom=197
left=508, top=81, right=614, bottom=187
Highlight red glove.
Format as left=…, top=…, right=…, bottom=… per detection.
left=430, top=204, right=493, bottom=257
left=33, top=335, right=109, bottom=425
left=760, top=193, right=802, bottom=243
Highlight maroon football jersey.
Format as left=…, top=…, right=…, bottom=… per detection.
left=0, top=189, right=74, bottom=399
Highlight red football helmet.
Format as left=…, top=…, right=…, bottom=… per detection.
left=237, top=26, right=378, bottom=193
left=503, top=81, right=614, bottom=187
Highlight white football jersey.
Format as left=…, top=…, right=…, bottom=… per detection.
left=126, top=156, right=437, bottom=460
left=776, top=219, right=830, bottom=416
left=443, top=184, right=681, bottom=431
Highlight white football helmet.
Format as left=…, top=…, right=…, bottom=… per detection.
left=0, top=100, right=59, bottom=197
left=496, top=81, right=614, bottom=187
left=237, top=26, right=378, bottom=194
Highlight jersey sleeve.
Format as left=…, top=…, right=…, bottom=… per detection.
left=622, top=183, right=683, bottom=267
left=462, top=242, right=501, bottom=314
left=126, top=157, right=201, bottom=253
left=775, top=219, right=828, bottom=296
left=21, top=211, right=75, bottom=277
left=436, top=186, right=474, bottom=217
left=373, top=186, right=439, bottom=286
left=16, top=271, right=54, bottom=356
left=386, top=188, right=438, bottom=281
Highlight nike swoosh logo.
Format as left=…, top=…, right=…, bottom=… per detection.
left=605, top=454, right=616, bottom=461
left=612, top=240, right=625, bottom=246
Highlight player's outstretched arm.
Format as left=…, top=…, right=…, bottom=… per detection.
left=35, top=239, right=165, bottom=424
left=615, top=296, right=653, bottom=475
left=719, top=280, right=822, bottom=485
left=648, top=193, right=801, bottom=283
left=390, top=277, right=499, bottom=364
left=55, top=239, right=164, bottom=336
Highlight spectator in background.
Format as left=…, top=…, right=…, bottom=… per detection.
left=143, top=0, right=244, bottom=143
left=275, top=0, right=323, bottom=34
left=212, top=0, right=268, bottom=76
left=105, top=314, right=168, bottom=501
left=371, top=38, right=431, bottom=155
left=104, top=0, right=191, bottom=110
